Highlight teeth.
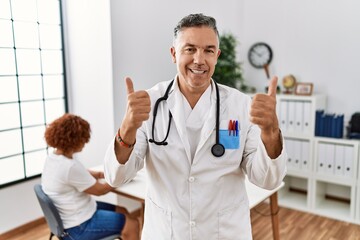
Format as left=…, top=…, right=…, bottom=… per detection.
left=191, top=69, right=205, bottom=74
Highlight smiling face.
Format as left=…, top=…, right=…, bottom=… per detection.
left=171, top=26, right=221, bottom=95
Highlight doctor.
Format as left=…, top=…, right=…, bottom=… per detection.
left=104, top=13, right=287, bottom=239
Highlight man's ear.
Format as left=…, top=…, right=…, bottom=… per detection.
left=170, top=47, right=176, bottom=63
left=217, top=49, right=221, bottom=58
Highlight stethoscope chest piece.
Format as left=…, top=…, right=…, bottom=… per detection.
left=211, top=143, right=225, bottom=157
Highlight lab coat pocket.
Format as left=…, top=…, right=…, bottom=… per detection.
left=218, top=198, right=251, bottom=240
left=219, top=130, right=240, bottom=149
left=144, top=196, right=172, bottom=239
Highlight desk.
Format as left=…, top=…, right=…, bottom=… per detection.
left=100, top=168, right=284, bottom=240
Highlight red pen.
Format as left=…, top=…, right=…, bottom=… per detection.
left=228, top=120, right=233, bottom=136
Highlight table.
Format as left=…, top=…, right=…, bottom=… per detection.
left=98, top=168, right=284, bottom=240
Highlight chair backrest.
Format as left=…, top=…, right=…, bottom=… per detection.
left=34, top=184, right=68, bottom=238
left=34, top=184, right=120, bottom=240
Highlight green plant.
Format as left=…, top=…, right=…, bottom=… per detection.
left=213, top=33, right=249, bottom=91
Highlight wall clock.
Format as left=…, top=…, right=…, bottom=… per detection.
left=248, top=42, right=273, bottom=69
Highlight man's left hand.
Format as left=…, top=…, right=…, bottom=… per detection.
left=250, top=76, right=282, bottom=158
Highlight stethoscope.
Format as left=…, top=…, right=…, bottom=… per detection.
left=148, top=79, right=225, bottom=157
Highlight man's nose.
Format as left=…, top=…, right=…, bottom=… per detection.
left=193, top=51, right=205, bottom=64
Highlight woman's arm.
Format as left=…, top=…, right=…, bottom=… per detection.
left=88, top=170, right=104, bottom=180
left=83, top=180, right=114, bottom=196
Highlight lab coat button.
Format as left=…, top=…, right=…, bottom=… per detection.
left=188, top=176, right=195, bottom=182
left=190, top=221, right=196, bottom=227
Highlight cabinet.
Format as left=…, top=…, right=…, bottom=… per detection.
left=276, top=94, right=360, bottom=224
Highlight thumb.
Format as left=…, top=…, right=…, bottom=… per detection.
left=267, top=76, right=278, bottom=97
left=125, top=77, right=134, bottom=94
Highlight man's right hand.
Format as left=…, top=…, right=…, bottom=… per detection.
left=120, top=77, right=151, bottom=136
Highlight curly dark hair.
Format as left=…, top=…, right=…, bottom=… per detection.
left=44, top=113, right=91, bottom=155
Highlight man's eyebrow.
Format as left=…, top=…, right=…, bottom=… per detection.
left=182, top=43, right=217, bottom=49
left=206, top=45, right=217, bottom=49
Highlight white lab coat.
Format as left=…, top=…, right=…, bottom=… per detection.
left=104, top=77, right=287, bottom=240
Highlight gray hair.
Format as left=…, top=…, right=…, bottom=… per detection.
left=173, top=13, right=219, bottom=42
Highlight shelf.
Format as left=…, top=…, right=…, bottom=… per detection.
left=279, top=190, right=308, bottom=212
left=314, top=199, right=352, bottom=222
left=314, top=180, right=355, bottom=221
left=315, top=136, right=360, bottom=145
left=283, top=133, right=313, bottom=140
left=279, top=175, right=309, bottom=211
left=357, top=185, right=360, bottom=223
left=276, top=94, right=360, bottom=225
left=286, top=169, right=312, bottom=178
left=277, top=94, right=326, bottom=101
left=314, top=174, right=355, bottom=186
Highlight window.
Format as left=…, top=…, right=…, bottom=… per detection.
left=0, top=0, right=67, bottom=188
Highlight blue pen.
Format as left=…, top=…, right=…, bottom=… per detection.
left=235, top=120, right=239, bottom=136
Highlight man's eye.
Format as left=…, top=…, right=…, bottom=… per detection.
left=185, top=48, right=195, bottom=53
left=206, top=49, right=215, bottom=54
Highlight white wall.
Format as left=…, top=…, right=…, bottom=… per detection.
left=0, top=0, right=115, bottom=234
left=63, top=0, right=115, bottom=169
left=110, top=0, right=360, bottom=126
left=240, top=0, right=360, bottom=122
left=110, top=0, right=245, bottom=126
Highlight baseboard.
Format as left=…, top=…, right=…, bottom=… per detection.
left=0, top=217, right=45, bottom=240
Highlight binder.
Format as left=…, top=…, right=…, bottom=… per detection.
left=285, top=139, right=294, bottom=169
left=293, top=140, right=301, bottom=169
left=287, top=101, right=296, bottom=132
left=343, top=145, right=354, bottom=178
left=325, top=143, right=335, bottom=175
left=334, top=145, right=344, bottom=176
left=317, top=143, right=326, bottom=173
left=279, top=100, right=288, bottom=132
left=295, top=101, right=303, bottom=132
left=336, top=114, right=344, bottom=138
left=315, top=110, right=324, bottom=136
left=303, top=102, right=312, bottom=134
left=301, top=141, right=310, bottom=171
left=325, top=114, right=335, bottom=137
left=330, top=116, right=337, bottom=138
left=319, top=114, right=326, bottom=137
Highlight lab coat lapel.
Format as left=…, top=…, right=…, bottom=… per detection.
left=196, top=83, right=229, bottom=158
left=167, top=84, right=192, bottom=163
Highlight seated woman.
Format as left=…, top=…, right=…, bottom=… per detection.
left=41, top=113, right=139, bottom=240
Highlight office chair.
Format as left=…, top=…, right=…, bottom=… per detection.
left=34, top=184, right=120, bottom=240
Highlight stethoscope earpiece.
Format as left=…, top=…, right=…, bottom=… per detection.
left=150, top=79, right=224, bottom=157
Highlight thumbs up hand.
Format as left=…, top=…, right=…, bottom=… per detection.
left=121, top=77, right=151, bottom=133
left=250, top=76, right=282, bottom=158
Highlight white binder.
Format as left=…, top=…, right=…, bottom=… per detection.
left=343, top=145, right=354, bottom=178
left=303, top=101, right=312, bottom=134
left=334, top=145, right=344, bottom=176
left=287, top=101, right=296, bottom=132
left=279, top=100, right=288, bottom=132
left=294, top=101, right=303, bottom=132
left=325, top=143, right=335, bottom=175
left=301, top=141, right=310, bottom=171
left=285, top=139, right=294, bottom=169
left=293, top=139, right=301, bottom=169
left=317, top=143, right=326, bottom=173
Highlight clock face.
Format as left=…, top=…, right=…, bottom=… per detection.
left=248, top=42, right=273, bottom=69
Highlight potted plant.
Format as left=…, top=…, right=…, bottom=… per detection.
left=213, top=33, right=254, bottom=92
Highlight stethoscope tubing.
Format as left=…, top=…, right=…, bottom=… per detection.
left=149, top=79, right=225, bottom=157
